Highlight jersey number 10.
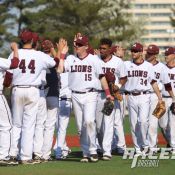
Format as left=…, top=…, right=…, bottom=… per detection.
left=19, top=59, right=35, bottom=73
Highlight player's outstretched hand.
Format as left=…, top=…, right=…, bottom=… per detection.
left=94, top=49, right=100, bottom=56
left=10, top=42, right=18, bottom=51
left=56, top=38, right=67, bottom=53
left=113, top=46, right=125, bottom=59
left=73, top=32, right=82, bottom=46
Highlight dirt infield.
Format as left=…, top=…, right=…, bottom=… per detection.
left=53, top=134, right=167, bottom=147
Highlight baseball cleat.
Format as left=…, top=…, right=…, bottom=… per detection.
left=90, top=154, right=98, bottom=162
left=0, top=159, right=18, bottom=166
left=80, top=157, right=89, bottom=163
left=101, top=155, right=111, bottom=161
left=19, top=159, right=41, bottom=165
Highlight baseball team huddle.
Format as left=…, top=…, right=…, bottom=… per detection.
left=0, top=29, right=175, bottom=166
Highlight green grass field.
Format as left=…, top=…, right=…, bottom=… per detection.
left=0, top=116, right=174, bottom=175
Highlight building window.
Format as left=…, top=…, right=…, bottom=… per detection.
left=150, top=13, right=172, bottom=17
left=150, top=21, right=171, bottom=26
left=150, top=29, right=169, bottom=33
left=150, top=38, right=170, bottom=42
left=134, top=4, right=149, bottom=9
left=150, top=4, right=172, bottom=8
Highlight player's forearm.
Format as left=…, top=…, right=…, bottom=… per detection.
left=56, top=58, right=64, bottom=73
left=152, top=82, right=162, bottom=101
left=50, top=48, right=57, bottom=58
left=100, top=76, right=113, bottom=98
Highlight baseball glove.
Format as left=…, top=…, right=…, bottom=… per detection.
left=102, top=99, right=114, bottom=116
left=170, top=102, right=175, bottom=115
left=152, top=101, right=166, bottom=119
left=109, top=82, right=123, bottom=101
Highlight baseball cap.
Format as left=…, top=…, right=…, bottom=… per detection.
left=131, top=42, right=143, bottom=52
left=75, top=36, right=89, bottom=46
left=19, top=29, right=33, bottom=43
left=41, top=40, right=54, bottom=53
left=146, top=44, right=159, bottom=55
left=32, top=32, right=40, bottom=44
left=165, top=47, right=175, bottom=56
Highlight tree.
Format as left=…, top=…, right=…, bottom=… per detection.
left=0, top=1, right=12, bottom=49
left=1, top=0, right=144, bottom=54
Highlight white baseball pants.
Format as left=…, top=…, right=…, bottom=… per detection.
left=33, top=89, right=47, bottom=157
left=0, top=94, right=12, bottom=159
left=128, top=94, right=150, bottom=152
left=10, top=86, right=40, bottom=160
left=72, top=92, right=98, bottom=157
left=55, top=99, right=72, bottom=158
left=112, top=100, right=126, bottom=152
left=96, top=92, right=115, bottom=157
left=42, top=96, right=59, bottom=160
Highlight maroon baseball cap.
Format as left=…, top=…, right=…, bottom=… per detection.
left=131, top=42, right=143, bottom=52
left=32, top=32, right=40, bottom=44
left=41, top=40, right=54, bottom=53
left=146, top=44, right=159, bottom=55
left=19, top=30, right=33, bottom=43
left=75, top=36, right=89, bottom=46
left=165, top=47, right=175, bottom=56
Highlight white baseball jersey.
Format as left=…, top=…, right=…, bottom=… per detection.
left=97, top=55, right=127, bottom=90
left=0, top=57, right=13, bottom=91
left=149, top=62, right=170, bottom=92
left=124, top=60, right=155, bottom=92
left=162, top=65, right=175, bottom=96
left=60, top=72, right=71, bottom=98
left=64, top=54, right=103, bottom=91
left=8, top=49, right=56, bottom=86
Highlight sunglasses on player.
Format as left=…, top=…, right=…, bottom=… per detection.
left=131, top=50, right=140, bottom=53
left=75, top=43, right=84, bottom=47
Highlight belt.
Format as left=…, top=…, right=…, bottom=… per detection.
left=60, top=97, right=71, bottom=101
left=98, top=90, right=105, bottom=93
left=13, top=85, right=39, bottom=88
left=72, top=88, right=97, bottom=94
left=163, top=95, right=171, bottom=98
left=125, top=91, right=150, bottom=96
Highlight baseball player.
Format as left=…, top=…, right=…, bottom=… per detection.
left=145, top=44, right=175, bottom=154
left=31, top=36, right=47, bottom=162
left=159, top=47, right=175, bottom=154
left=7, top=30, right=62, bottom=164
left=110, top=45, right=128, bottom=155
left=60, top=34, right=113, bottom=162
left=95, top=38, right=127, bottom=160
left=54, top=71, right=72, bottom=160
left=33, top=69, right=47, bottom=161
left=0, top=43, right=19, bottom=166
left=124, top=42, right=162, bottom=156
left=41, top=40, right=61, bottom=161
